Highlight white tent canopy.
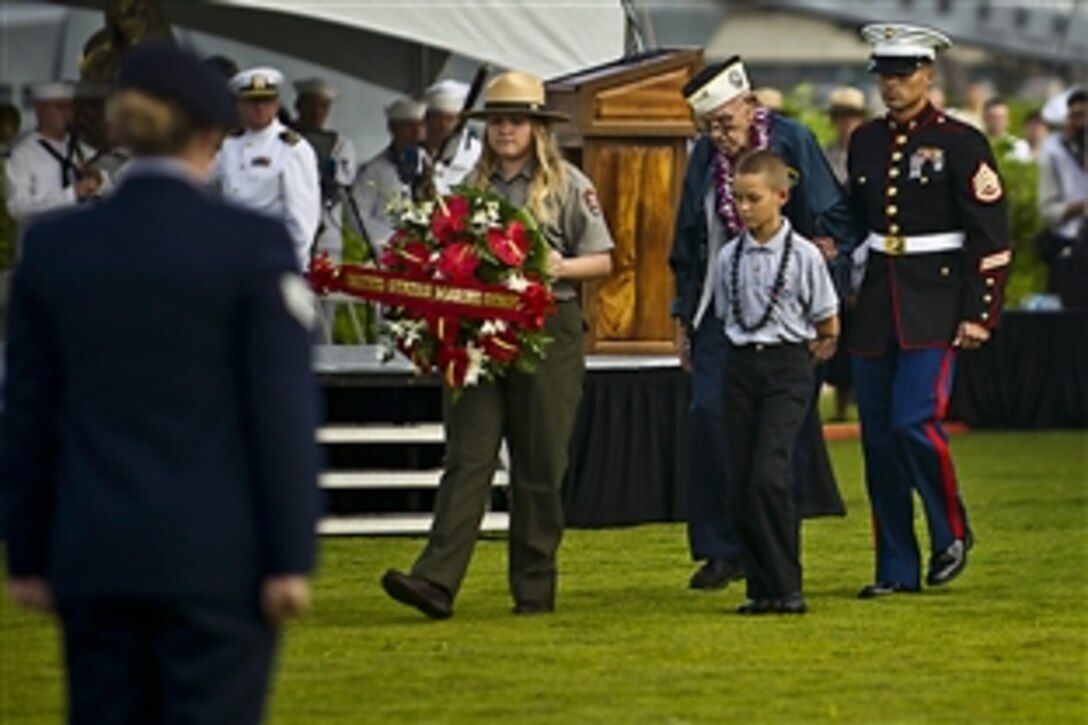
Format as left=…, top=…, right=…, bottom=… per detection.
left=220, top=0, right=626, bottom=80
left=52, top=0, right=626, bottom=92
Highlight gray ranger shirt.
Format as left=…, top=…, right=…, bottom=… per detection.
left=488, top=161, right=614, bottom=301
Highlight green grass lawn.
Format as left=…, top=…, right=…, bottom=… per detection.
left=2, top=431, right=1086, bottom=723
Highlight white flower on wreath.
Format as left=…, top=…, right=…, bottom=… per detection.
left=505, top=273, right=530, bottom=293
left=485, top=201, right=501, bottom=222
left=480, top=319, right=509, bottom=336
left=465, top=344, right=485, bottom=386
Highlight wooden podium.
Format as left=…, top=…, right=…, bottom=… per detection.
left=548, top=49, right=702, bottom=354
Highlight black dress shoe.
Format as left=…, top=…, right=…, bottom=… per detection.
left=736, top=599, right=772, bottom=615
left=769, top=593, right=807, bottom=614
left=513, top=602, right=554, bottom=616
left=857, top=582, right=921, bottom=599
left=381, top=569, right=453, bottom=620
left=927, top=538, right=968, bottom=586
left=689, top=559, right=745, bottom=590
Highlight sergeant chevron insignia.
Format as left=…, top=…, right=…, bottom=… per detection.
left=971, top=161, right=1002, bottom=203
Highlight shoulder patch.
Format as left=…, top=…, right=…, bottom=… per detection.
left=279, top=130, right=301, bottom=146
left=280, top=273, right=316, bottom=330
left=582, top=187, right=601, bottom=217
left=971, top=161, right=1003, bottom=203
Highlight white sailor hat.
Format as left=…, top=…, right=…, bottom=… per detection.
left=682, top=56, right=751, bottom=117
left=230, top=67, right=284, bottom=100
left=29, top=81, right=76, bottom=102
left=861, top=23, right=952, bottom=75
left=424, top=79, right=470, bottom=114
left=385, top=98, right=427, bottom=122
left=294, top=77, right=338, bottom=100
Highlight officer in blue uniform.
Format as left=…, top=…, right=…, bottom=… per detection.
left=3, top=44, right=321, bottom=724
left=848, top=25, right=1010, bottom=598
left=671, top=56, right=855, bottom=590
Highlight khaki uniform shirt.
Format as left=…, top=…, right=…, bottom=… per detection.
left=487, top=161, right=614, bottom=300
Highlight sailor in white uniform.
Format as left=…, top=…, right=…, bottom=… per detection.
left=293, top=77, right=357, bottom=264
left=5, top=81, right=110, bottom=230
left=210, top=67, right=320, bottom=271
left=423, top=80, right=481, bottom=193
left=350, top=97, right=426, bottom=248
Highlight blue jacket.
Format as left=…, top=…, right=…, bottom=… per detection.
left=669, top=114, right=858, bottom=327
left=3, top=166, right=322, bottom=598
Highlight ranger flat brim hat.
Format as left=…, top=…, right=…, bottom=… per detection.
left=464, top=71, right=568, bottom=122
left=828, top=86, right=867, bottom=115
left=862, top=23, right=952, bottom=75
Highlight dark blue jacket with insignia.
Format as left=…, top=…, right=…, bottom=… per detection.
left=847, top=103, right=1011, bottom=352
left=669, top=113, right=858, bottom=327
left=2, top=168, right=322, bottom=598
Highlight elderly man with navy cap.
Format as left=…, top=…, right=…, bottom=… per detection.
left=847, top=24, right=1010, bottom=599
left=670, top=55, right=855, bottom=592
left=3, top=43, right=320, bottom=723
left=210, top=67, right=321, bottom=271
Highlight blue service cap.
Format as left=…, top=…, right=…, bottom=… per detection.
left=118, top=43, right=238, bottom=128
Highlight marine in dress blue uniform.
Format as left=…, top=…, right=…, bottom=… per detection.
left=848, top=25, right=1011, bottom=598
left=2, top=45, right=321, bottom=724
left=671, top=56, right=855, bottom=589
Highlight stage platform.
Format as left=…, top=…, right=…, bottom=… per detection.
left=314, top=345, right=690, bottom=535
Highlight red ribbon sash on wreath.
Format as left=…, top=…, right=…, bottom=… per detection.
left=311, top=261, right=553, bottom=328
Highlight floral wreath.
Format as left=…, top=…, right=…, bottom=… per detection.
left=308, top=187, right=557, bottom=391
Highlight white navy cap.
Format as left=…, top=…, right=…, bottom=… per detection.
left=29, top=81, right=76, bottom=102
left=682, top=56, right=751, bottom=117
left=385, top=98, right=427, bottom=122
left=424, top=80, right=469, bottom=114
left=294, top=77, right=338, bottom=100
left=861, top=23, right=952, bottom=75
left=230, top=67, right=284, bottom=99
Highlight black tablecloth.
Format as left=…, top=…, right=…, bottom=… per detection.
left=564, top=367, right=689, bottom=527
left=948, top=310, right=1088, bottom=428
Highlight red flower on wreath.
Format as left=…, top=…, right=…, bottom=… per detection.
left=437, top=344, right=470, bottom=388
left=426, top=313, right=461, bottom=346
left=431, top=195, right=471, bottom=244
left=400, top=240, right=433, bottom=277
left=487, top=221, right=529, bottom=267
left=480, top=327, right=521, bottom=364
left=436, top=242, right=480, bottom=282
left=520, top=281, right=556, bottom=330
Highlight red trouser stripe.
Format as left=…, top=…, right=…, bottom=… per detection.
left=924, top=420, right=964, bottom=540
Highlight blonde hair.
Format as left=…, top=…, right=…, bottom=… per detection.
left=470, top=121, right=568, bottom=227
left=735, top=148, right=791, bottom=192
left=110, top=89, right=194, bottom=155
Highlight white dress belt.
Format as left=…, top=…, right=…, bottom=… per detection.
left=866, top=231, right=966, bottom=255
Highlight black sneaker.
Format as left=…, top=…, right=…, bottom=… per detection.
left=381, top=569, right=454, bottom=619
left=769, top=593, right=807, bottom=615
left=927, top=539, right=968, bottom=586
left=857, top=582, right=921, bottom=599
left=689, top=559, right=745, bottom=590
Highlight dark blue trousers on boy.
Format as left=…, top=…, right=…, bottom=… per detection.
left=853, top=342, right=972, bottom=589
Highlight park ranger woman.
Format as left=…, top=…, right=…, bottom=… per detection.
left=382, top=70, right=614, bottom=619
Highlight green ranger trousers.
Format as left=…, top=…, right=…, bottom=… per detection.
left=411, top=300, right=585, bottom=606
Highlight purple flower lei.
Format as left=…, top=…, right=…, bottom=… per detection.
left=711, top=105, right=772, bottom=235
